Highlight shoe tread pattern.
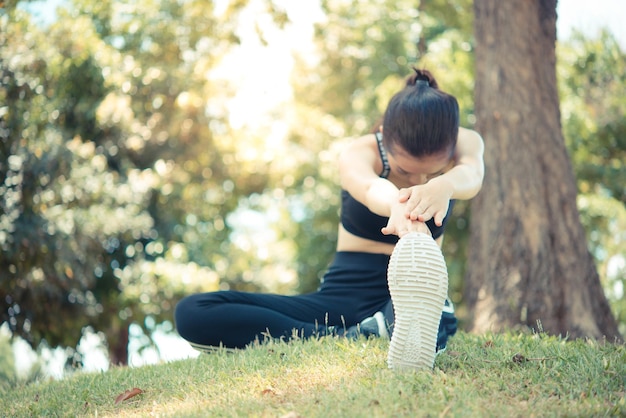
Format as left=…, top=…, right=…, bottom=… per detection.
left=387, top=232, right=448, bottom=371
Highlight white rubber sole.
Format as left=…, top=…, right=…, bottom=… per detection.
left=387, top=232, right=448, bottom=371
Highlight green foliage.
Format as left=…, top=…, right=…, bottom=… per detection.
left=558, top=30, right=626, bottom=204
left=0, top=9, right=151, bottom=349
left=0, top=332, right=623, bottom=416
left=0, top=0, right=283, bottom=363
left=557, top=29, right=626, bottom=336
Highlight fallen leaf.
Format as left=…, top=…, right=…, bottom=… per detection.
left=115, top=387, right=144, bottom=405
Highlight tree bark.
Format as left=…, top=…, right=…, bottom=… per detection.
left=467, top=0, right=621, bottom=341
left=107, top=323, right=130, bottom=366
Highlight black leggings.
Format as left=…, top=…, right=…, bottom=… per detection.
left=175, top=251, right=391, bottom=349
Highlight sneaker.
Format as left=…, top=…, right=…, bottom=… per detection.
left=386, top=232, right=449, bottom=371
left=343, top=300, right=456, bottom=350
left=346, top=298, right=457, bottom=351
left=436, top=299, right=457, bottom=352
left=344, top=311, right=390, bottom=339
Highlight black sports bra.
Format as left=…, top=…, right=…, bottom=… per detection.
left=340, top=132, right=453, bottom=242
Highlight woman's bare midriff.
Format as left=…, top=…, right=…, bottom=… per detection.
left=336, top=224, right=443, bottom=254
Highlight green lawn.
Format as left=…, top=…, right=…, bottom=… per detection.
left=1, top=331, right=624, bottom=417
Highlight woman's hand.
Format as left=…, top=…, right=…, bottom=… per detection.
left=398, top=177, right=453, bottom=226
left=381, top=200, right=432, bottom=237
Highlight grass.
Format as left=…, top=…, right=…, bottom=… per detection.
left=1, top=331, right=624, bottom=417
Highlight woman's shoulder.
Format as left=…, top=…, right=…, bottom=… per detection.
left=338, top=133, right=385, bottom=177
left=348, top=132, right=378, bottom=146
left=459, top=126, right=483, bottom=141
left=455, top=127, right=485, bottom=167
left=458, top=127, right=484, bottom=152
left=340, top=133, right=379, bottom=157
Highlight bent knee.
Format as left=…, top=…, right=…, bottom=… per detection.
left=174, top=294, right=201, bottom=341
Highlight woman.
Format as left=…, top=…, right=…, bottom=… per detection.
left=175, top=68, right=484, bottom=370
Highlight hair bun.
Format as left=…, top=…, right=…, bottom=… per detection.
left=406, top=67, right=439, bottom=89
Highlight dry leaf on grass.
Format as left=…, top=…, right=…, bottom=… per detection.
left=261, top=386, right=283, bottom=396
left=114, top=387, right=144, bottom=405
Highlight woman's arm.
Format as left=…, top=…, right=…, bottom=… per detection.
left=338, top=134, right=398, bottom=218
left=433, top=127, right=485, bottom=200
left=339, top=135, right=429, bottom=236
left=400, top=128, right=485, bottom=225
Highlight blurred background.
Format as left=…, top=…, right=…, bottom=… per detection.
left=1, top=0, right=624, bottom=383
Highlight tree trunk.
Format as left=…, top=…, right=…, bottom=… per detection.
left=466, top=0, right=621, bottom=341
left=107, top=323, right=130, bottom=366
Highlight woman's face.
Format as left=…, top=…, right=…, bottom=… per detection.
left=387, top=147, right=454, bottom=187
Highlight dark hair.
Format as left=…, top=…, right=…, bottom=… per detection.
left=382, top=68, right=459, bottom=157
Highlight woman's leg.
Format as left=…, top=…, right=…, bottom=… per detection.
left=175, top=251, right=392, bottom=349
left=175, top=290, right=356, bottom=349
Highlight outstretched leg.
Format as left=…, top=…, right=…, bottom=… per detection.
left=386, top=232, right=449, bottom=371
